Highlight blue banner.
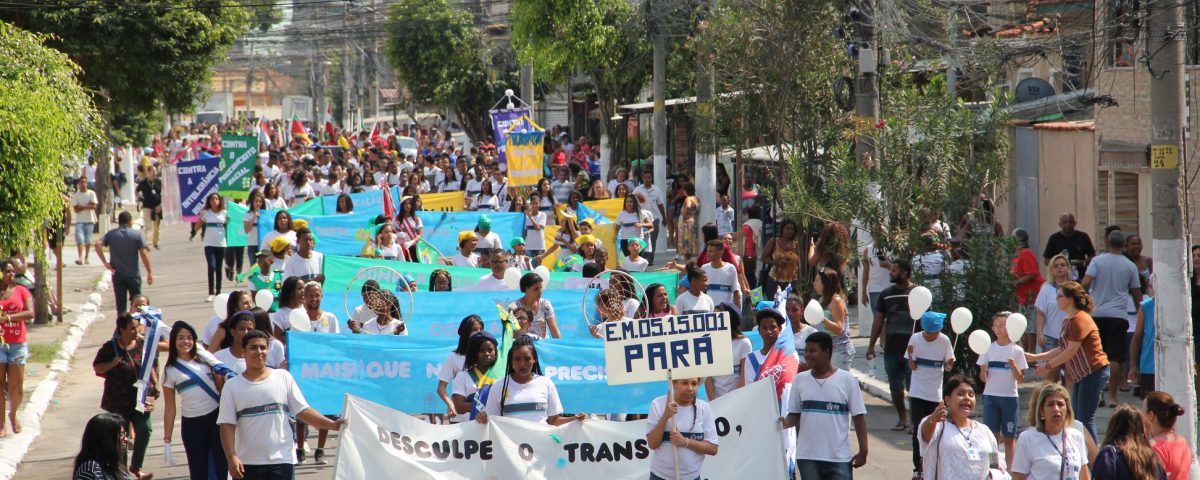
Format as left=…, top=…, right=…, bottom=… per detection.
left=489, top=107, right=531, bottom=170
left=257, top=211, right=377, bottom=257
left=321, top=186, right=400, bottom=218
left=288, top=332, right=660, bottom=415
left=416, top=211, right=524, bottom=257
left=321, top=289, right=599, bottom=339
left=177, top=153, right=221, bottom=218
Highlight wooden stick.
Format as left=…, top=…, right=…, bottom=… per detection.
left=668, top=369, right=680, bottom=480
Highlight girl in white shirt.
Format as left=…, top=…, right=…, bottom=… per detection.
left=523, top=195, right=548, bottom=256
left=161, top=321, right=228, bottom=480
left=357, top=290, right=407, bottom=335
left=622, top=237, right=650, bottom=272
left=477, top=338, right=585, bottom=426
left=199, top=193, right=228, bottom=301
left=646, top=377, right=719, bottom=480
left=450, top=331, right=499, bottom=422
left=437, top=316, right=485, bottom=422
left=474, top=180, right=500, bottom=212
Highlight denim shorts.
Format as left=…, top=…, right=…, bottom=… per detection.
left=883, top=350, right=910, bottom=396
left=0, top=342, right=29, bottom=365
left=982, top=394, right=1019, bottom=438
left=74, top=222, right=94, bottom=245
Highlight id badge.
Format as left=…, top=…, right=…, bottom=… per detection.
left=965, top=446, right=981, bottom=461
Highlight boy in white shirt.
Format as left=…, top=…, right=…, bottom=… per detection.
left=976, top=311, right=1027, bottom=471
left=621, top=237, right=649, bottom=272
left=782, top=331, right=868, bottom=479
left=674, top=263, right=714, bottom=314
left=905, top=311, right=954, bottom=479
left=645, top=377, right=719, bottom=480
left=701, top=240, right=741, bottom=307
left=281, top=227, right=324, bottom=283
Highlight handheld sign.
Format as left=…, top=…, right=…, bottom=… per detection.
left=602, top=312, right=734, bottom=385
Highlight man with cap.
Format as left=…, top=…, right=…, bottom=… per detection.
left=451, top=231, right=480, bottom=267
left=238, top=248, right=283, bottom=311
left=474, top=215, right=504, bottom=253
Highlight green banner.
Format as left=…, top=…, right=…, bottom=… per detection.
left=322, top=254, right=678, bottom=302
left=224, top=196, right=325, bottom=248
left=219, top=135, right=257, bottom=200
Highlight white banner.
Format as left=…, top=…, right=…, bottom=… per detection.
left=602, top=313, right=733, bottom=385
left=334, top=378, right=786, bottom=480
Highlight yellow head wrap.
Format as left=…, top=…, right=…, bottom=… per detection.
left=292, top=219, right=310, bottom=230
left=575, top=234, right=597, bottom=246
left=269, top=236, right=292, bottom=254
left=458, top=230, right=478, bottom=244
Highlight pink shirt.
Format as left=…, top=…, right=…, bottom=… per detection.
left=0, top=285, right=32, bottom=344
left=1152, top=435, right=1192, bottom=480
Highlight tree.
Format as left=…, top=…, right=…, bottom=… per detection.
left=0, top=21, right=103, bottom=323
left=384, top=0, right=517, bottom=143
left=510, top=0, right=651, bottom=153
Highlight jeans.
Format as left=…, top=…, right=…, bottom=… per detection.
left=1072, top=365, right=1110, bottom=442
left=124, top=410, right=152, bottom=470
left=204, top=246, right=226, bottom=295
left=112, top=273, right=141, bottom=315
left=646, top=219, right=659, bottom=265
left=242, top=463, right=295, bottom=480
left=181, top=409, right=227, bottom=480
left=796, top=459, right=853, bottom=480
left=225, top=246, right=245, bottom=278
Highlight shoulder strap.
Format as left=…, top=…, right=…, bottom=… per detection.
left=746, top=353, right=762, bottom=378
left=171, top=361, right=221, bottom=402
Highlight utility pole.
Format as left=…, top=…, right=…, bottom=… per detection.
left=694, top=0, right=718, bottom=228
left=520, top=63, right=534, bottom=120
left=854, top=0, right=879, bottom=168
left=245, top=42, right=255, bottom=122
left=1148, top=0, right=1197, bottom=459
left=651, top=3, right=668, bottom=251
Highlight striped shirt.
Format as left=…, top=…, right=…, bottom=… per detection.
left=1057, top=311, right=1109, bottom=384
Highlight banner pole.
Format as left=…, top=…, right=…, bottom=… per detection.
left=668, top=369, right=680, bottom=480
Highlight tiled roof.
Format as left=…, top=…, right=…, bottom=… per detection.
left=964, top=18, right=1057, bottom=39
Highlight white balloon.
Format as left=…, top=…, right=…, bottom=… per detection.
left=533, top=266, right=552, bottom=284
left=950, top=307, right=973, bottom=334
left=212, top=293, right=230, bottom=318
left=908, top=286, right=933, bottom=319
left=503, top=267, right=522, bottom=290
left=1006, top=313, right=1028, bottom=343
left=255, top=289, right=275, bottom=309
left=288, top=308, right=311, bottom=332
left=803, top=300, right=824, bottom=325
left=968, top=330, right=992, bottom=355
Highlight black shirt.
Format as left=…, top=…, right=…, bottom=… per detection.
left=1042, top=231, right=1095, bottom=278
left=136, top=179, right=162, bottom=208
left=875, top=284, right=915, bottom=354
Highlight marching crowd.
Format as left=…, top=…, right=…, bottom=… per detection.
left=3, top=120, right=1185, bottom=480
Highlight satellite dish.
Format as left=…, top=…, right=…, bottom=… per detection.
left=1015, top=78, right=1056, bottom=103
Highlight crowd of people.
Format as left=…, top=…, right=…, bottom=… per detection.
left=40, top=118, right=1196, bottom=480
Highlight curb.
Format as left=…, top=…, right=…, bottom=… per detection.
left=0, top=271, right=110, bottom=480
left=850, top=365, right=895, bottom=404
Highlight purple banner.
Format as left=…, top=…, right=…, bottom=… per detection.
left=489, top=107, right=532, bottom=172
left=176, top=153, right=220, bottom=220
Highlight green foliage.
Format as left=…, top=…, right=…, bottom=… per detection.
left=511, top=0, right=650, bottom=147
left=385, top=0, right=517, bottom=142
left=110, top=109, right=166, bottom=147
left=0, top=21, right=102, bottom=253
left=929, top=235, right=1020, bottom=378
left=2, top=0, right=252, bottom=115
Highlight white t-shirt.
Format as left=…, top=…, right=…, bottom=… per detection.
left=477, top=231, right=503, bottom=251
left=201, top=210, right=228, bottom=247
left=674, top=291, right=715, bottom=314
left=616, top=210, right=643, bottom=240
left=976, top=342, right=1028, bottom=397
left=72, top=190, right=98, bottom=224
left=1011, top=426, right=1089, bottom=480
left=349, top=305, right=375, bottom=327
left=483, top=375, right=563, bottom=423
left=607, top=179, right=634, bottom=197
left=1035, top=283, right=1067, bottom=340
left=918, top=417, right=999, bottom=480
left=271, top=307, right=296, bottom=332
left=914, top=251, right=946, bottom=291
left=260, top=230, right=296, bottom=254
left=200, top=315, right=222, bottom=346
left=474, top=274, right=511, bottom=291
left=906, top=332, right=954, bottom=402
left=710, top=337, right=753, bottom=397
left=215, top=342, right=286, bottom=373
left=715, top=206, right=735, bottom=235
left=361, top=317, right=406, bottom=335
left=161, top=359, right=220, bottom=418
left=216, top=369, right=310, bottom=465
left=281, top=251, right=323, bottom=282
left=439, top=351, right=469, bottom=423
left=702, top=263, right=739, bottom=306
left=864, top=245, right=893, bottom=294
left=622, top=256, right=649, bottom=272
left=793, top=323, right=819, bottom=354
left=633, top=184, right=666, bottom=220
left=451, top=252, right=479, bottom=268
left=525, top=212, right=547, bottom=250
left=645, top=395, right=719, bottom=480
left=308, top=311, right=340, bottom=333
left=788, top=369, right=867, bottom=462
left=450, top=369, right=493, bottom=423
left=377, top=243, right=403, bottom=260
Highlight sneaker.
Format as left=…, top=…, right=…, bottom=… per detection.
left=296, top=448, right=306, bottom=464
left=206, top=295, right=214, bottom=302
left=314, top=448, right=327, bottom=465
left=912, top=470, right=923, bottom=480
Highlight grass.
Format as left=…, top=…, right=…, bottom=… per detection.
left=27, top=343, right=60, bottom=365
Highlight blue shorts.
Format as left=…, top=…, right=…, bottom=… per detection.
left=0, top=342, right=29, bottom=365
left=982, top=394, right=1019, bottom=438
left=882, top=350, right=910, bottom=396
left=74, top=222, right=94, bottom=245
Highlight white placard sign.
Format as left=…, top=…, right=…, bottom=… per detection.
left=601, top=312, right=733, bottom=385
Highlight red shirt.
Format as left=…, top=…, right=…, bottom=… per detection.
left=0, top=285, right=32, bottom=344
left=1010, top=247, right=1044, bottom=305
